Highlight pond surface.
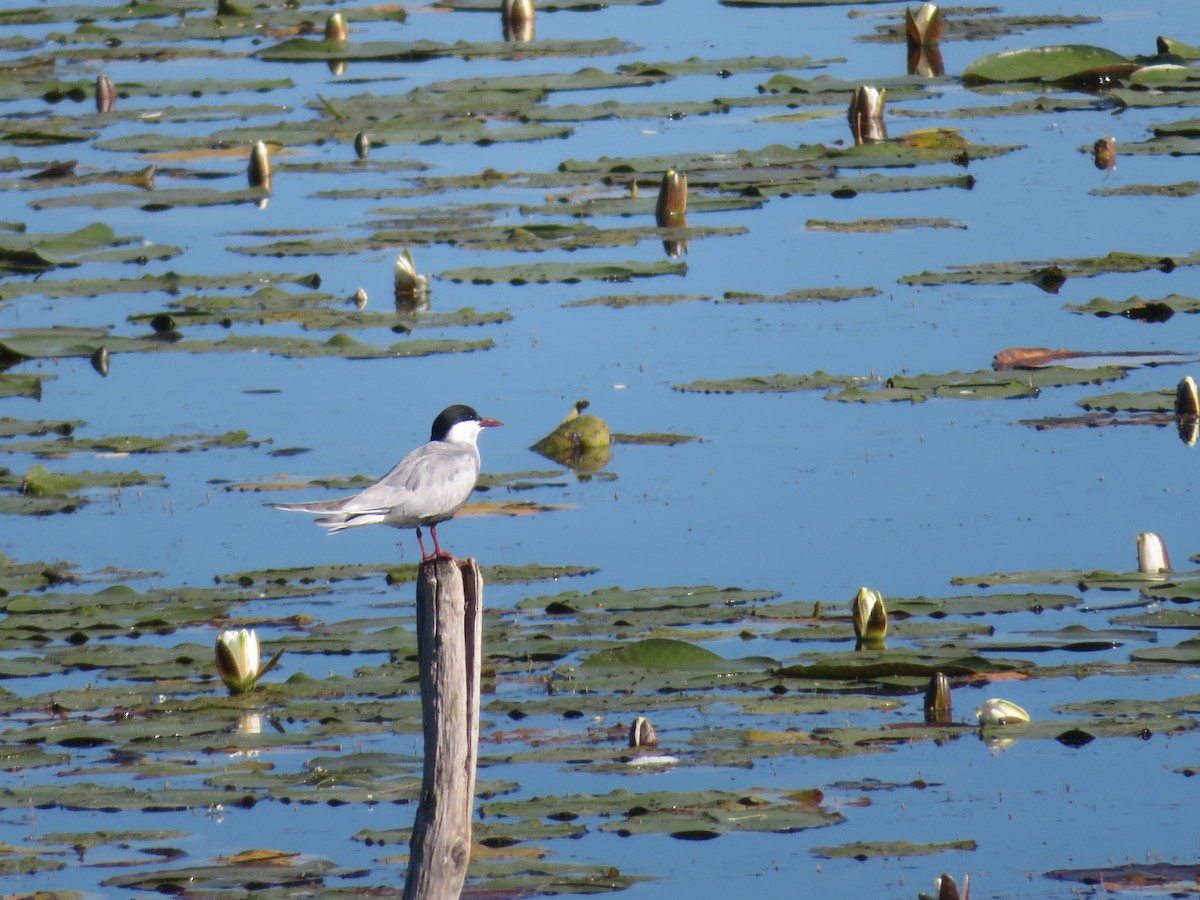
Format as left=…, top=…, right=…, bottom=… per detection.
left=2, top=0, right=1200, bottom=896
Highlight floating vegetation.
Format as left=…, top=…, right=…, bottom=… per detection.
left=900, top=250, right=1195, bottom=290
left=0, top=223, right=178, bottom=273
left=2, top=1, right=1200, bottom=897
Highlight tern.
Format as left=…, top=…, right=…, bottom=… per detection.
left=269, top=404, right=503, bottom=561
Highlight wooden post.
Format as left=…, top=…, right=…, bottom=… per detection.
left=403, top=557, right=483, bottom=900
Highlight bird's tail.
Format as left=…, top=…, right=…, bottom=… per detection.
left=268, top=498, right=386, bottom=533
left=268, top=497, right=351, bottom=515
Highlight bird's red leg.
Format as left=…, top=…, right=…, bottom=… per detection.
left=430, top=524, right=454, bottom=560
left=415, top=527, right=432, bottom=561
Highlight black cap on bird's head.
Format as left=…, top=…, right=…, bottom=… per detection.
left=431, top=404, right=503, bottom=442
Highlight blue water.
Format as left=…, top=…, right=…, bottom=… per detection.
left=3, top=0, right=1200, bottom=896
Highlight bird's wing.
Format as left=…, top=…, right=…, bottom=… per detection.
left=337, top=441, right=480, bottom=521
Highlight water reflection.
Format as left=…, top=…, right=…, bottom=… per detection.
left=1179, top=416, right=1198, bottom=446
left=908, top=45, right=945, bottom=78
left=924, top=672, right=952, bottom=724
left=847, top=86, right=887, bottom=145
left=1175, top=376, right=1197, bottom=444
left=502, top=0, right=535, bottom=42
left=394, top=248, right=430, bottom=309
left=905, top=2, right=944, bottom=76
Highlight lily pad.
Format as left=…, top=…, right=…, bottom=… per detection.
left=674, top=371, right=872, bottom=394
left=0, top=222, right=174, bottom=272
left=811, top=838, right=976, bottom=860
left=962, top=45, right=1132, bottom=85
left=717, top=287, right=879, bottom=304
left=255, top=37, right=636, bottom=64
left=441, top=259, right=685, bottom=285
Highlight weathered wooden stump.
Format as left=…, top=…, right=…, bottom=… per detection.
left=403, top=557, right=483, bottom=900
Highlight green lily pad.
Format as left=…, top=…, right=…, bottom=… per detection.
left=1065, top=293, right=1200, bottom=320
left=675, top=371, right=872, bottom=394
left=1157, top=37, right=1200, bottom=59
left=831, top=365, right=1130, bottom=403
left=962, top=45, right=1132, bottom=85
left=563, top=292, right=710, bottom=308
left=811, top=838, right=976, bottom=860
left=717, top=287, right=879, bottom=304
left=806, top=217, right=966, bottom=233
left=0, top=374, right=52, bottom=399
left=582, top=638, right=731, bottom=670
left=900, top=250, right=1194, bottom=289
left=441, top=259, right=685, bottom=285
left=0, top=270, right=323, bottom=302
left=255, top=37, right=636, bottom=64
left=776, top=649, right=1032, bottom=681
left=20, top=464, right=164, bottom=496
left=0, top=222, right=173, bottom=272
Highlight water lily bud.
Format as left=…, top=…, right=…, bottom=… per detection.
left=975, top=697, right=1030, bottom=726
left=1137, top=532, right=1170, bottom=574
left=530, top=401, right=613, bottom=473
left=935, top=872, right=969, bottom=900
left=655, top=169, right=688, bottom=226
left=502, top=0, right=535, bottom=42
left=324, top=11, right=348, bottom=43
left=1175, top=376, right=1199, bottom=417
left=848, top=86, right=887, bottom=144
left=354, top=131, right=370, bottom=161
left=851, top=586, right=887, bottom=641
left=394, top=248, right=429, bottom=302
left=1093, top=136, right=1117, bottom=172
left=905, top=3, right=943, bottom=48
left=215, top=628, right=261, bottom=695
left=629, top=716, right=658, bottom=749
left=134, top=165, right=156, bottom=190
left=248, top=141, right=271, bottom=192
left=924, top=672, right=951, bottom=722
left=95, top=74, right=116, bottom=113
left=91, top=346, right=110, bottom=377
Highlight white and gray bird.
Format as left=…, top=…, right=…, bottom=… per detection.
left=269, top=404, right=503, bottom=561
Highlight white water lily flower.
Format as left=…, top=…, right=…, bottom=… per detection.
left=1137, top=532, right=1171, bottom=575
left=216, top=628, right=259, bottom=694
left=852, top=586, right=887, bottom=641
left=629, top=715, right=658, bottom=749
left=215, top=628, right=283, bottom=695
left=394, top=248, right=429, bottom=300
left=975, top=697, right=1030, bottom=726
